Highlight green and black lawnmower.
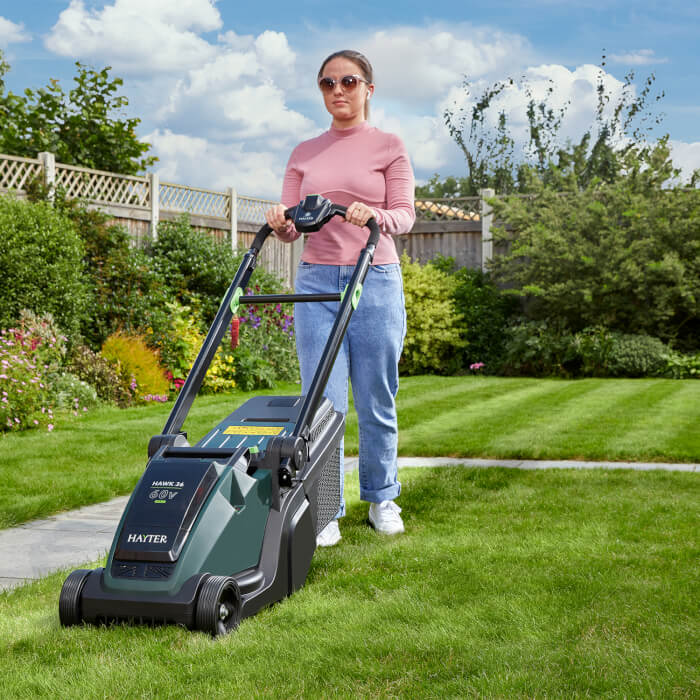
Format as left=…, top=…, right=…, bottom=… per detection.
left=59, top=195, right=378, bottom=636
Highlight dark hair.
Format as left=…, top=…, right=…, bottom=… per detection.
left=318, top=49, right=374, bottom=119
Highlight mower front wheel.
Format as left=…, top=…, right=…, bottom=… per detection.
left=195, top=575, right=241, bottom=637
left=58, top=569, right=91, bottom=627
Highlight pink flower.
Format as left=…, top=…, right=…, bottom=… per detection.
left=83, top=407, right=88, bottom=412
left=47, top=424, right=54, bottom=432
left=33, top=419, right=38, bottom=425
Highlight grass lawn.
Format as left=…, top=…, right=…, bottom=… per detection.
left=1, top=467, right=697, bottom=698
left=0, top=376, right=698, bottom=529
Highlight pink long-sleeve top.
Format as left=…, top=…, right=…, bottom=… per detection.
left=276, top=120, right=416, bottom=265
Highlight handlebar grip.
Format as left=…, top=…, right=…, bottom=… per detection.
left=332, top=205, right=379, bottom=248
left=251, top=223, right=273, bottom=253
left=366, top=217, right=380, bottom=248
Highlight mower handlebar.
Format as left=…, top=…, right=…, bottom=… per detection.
left=251, top=198, right=380, bottom=254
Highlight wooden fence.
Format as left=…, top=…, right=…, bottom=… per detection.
left=0, top=152, right=498, bottom=285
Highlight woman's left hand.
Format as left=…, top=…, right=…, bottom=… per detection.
left=345, top=201, right=375, bottom=227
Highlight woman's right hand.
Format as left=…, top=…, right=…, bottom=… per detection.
left=265, top=203, right=290, bottom=236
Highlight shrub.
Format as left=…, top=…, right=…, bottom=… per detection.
left=490, top=141, right=700, bottom=350
left=500, top=321, right=674, bottom=378
left=149, top=215, right=286, bottom=323
left=147, top=300, right=239, bottom=394
left=47, top=372, right=99, bottom=411
left=233, top=293, right=300, bottom=391
left=148, top=301, right=203, bottom=390
left=605, top=333, right=669, bottom=378
left=0, top=196, right=88, bottom=340
left=205, top=346, right=238, bottom=393
left=14, top=309, right=67, bottom=373
left=430, top=256, right=516, bottom=371
left=399, top=253, right=465, bottom=375
left=69, top=205, right=171, bottom=349
left=68, top=344, right=134, bottom=406
left=0, top=321, right=57, bottom=432
left=500, top=320, right=577, bottom=377
left=663, top=351, right=700, bottom=379
left=101, top=332, right=169, bottom=401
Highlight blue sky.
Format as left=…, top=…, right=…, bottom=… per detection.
left=1, top=0, right=698, bottom=197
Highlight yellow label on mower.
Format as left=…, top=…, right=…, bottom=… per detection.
left=223, top=425, right=285, bottom=436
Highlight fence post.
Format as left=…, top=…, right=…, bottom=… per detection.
left=228, top=187, right=238, bottom=251
left=38, top=151, right=56, bottom=201
left=289, top=236, right=303, bottom=287
left=480, top=188, right=495, bottom=272
left=149, top=172, right=159, bottom=241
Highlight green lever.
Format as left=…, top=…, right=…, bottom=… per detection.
left=229, top=287, right=243, bottom=315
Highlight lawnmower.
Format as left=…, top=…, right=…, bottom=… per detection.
left=58, top=195, right=379, bottom=636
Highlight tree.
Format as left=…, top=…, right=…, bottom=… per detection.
left=415, top=173, right=473, bottom=199
left=442, top=77, right=519, bottom=195
left=0, top=50, right=156, bottom=175
left=433, top=55, right=666, bottom=196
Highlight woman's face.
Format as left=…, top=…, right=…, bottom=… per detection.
left=319, top=57, right=374, bottom=128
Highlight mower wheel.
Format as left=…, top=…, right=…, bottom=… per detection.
left=195, top=575, right=241, bottom=637
left=59, top=569, right=91, bottom=627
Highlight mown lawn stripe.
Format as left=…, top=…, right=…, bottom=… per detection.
left=397, top=379, right=578, bottom=455
left=491, top=379, right=667, bottom=460
left=602, top=380, right=700, bottom=461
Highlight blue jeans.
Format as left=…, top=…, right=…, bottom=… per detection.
left=294, top=262, right=406, bottom=517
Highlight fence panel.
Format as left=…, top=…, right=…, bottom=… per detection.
left=54, top=162, right=150, bottom=207
left=414, top=196, right=481, bottom=223
left=160, top=181, right=229, bottom=219
left=395, top=231, right=483, bottom=269
left=238, top=195, right=278, bottom=224
left=0, top=154, right=43, bottom=193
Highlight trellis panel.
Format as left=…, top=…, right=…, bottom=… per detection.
left=54, top=163, right=149, bottom=207
left=0, top=155, right=43, bottom=193
left=160, top=182, right=229, bottom=219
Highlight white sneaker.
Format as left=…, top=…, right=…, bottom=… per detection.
left=368, top=501, right=405, bottom=535
left=316, top=520, right=341, bottom=547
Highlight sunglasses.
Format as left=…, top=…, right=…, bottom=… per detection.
left=318, top=74, right=369, bottom=93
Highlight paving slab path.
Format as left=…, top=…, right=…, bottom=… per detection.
left=1, top=457, right=697, bottom=592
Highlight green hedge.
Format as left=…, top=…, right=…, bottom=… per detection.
left=490, top=142, right=700, bottom=352
left=0, top=196, right=87, bottom=339
left=499, top=321, right=696, bottom=378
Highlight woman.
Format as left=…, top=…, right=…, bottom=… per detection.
left=265, top=49, right=415, bottom=546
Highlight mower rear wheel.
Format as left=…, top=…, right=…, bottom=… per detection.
left=195, top=575, right=241, bottom=637
left=59, top=569, right=91, bottom=627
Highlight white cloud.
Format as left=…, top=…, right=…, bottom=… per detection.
left=371, top=107, right=454, bottom=174
left=609, top=49, right=669, bottom=66
left=355, top=23, right=534, bottom=105
left=45, top=0, right=221, bottom=73
left=421, top=62, right=636, bottom=177
left=669, top=140, right=700, bottom=184
left=0, top=16, right=30, bottom=45
left=147, top=128, right=285, bottom=198
left=156, top=30, right=315, bottom=146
